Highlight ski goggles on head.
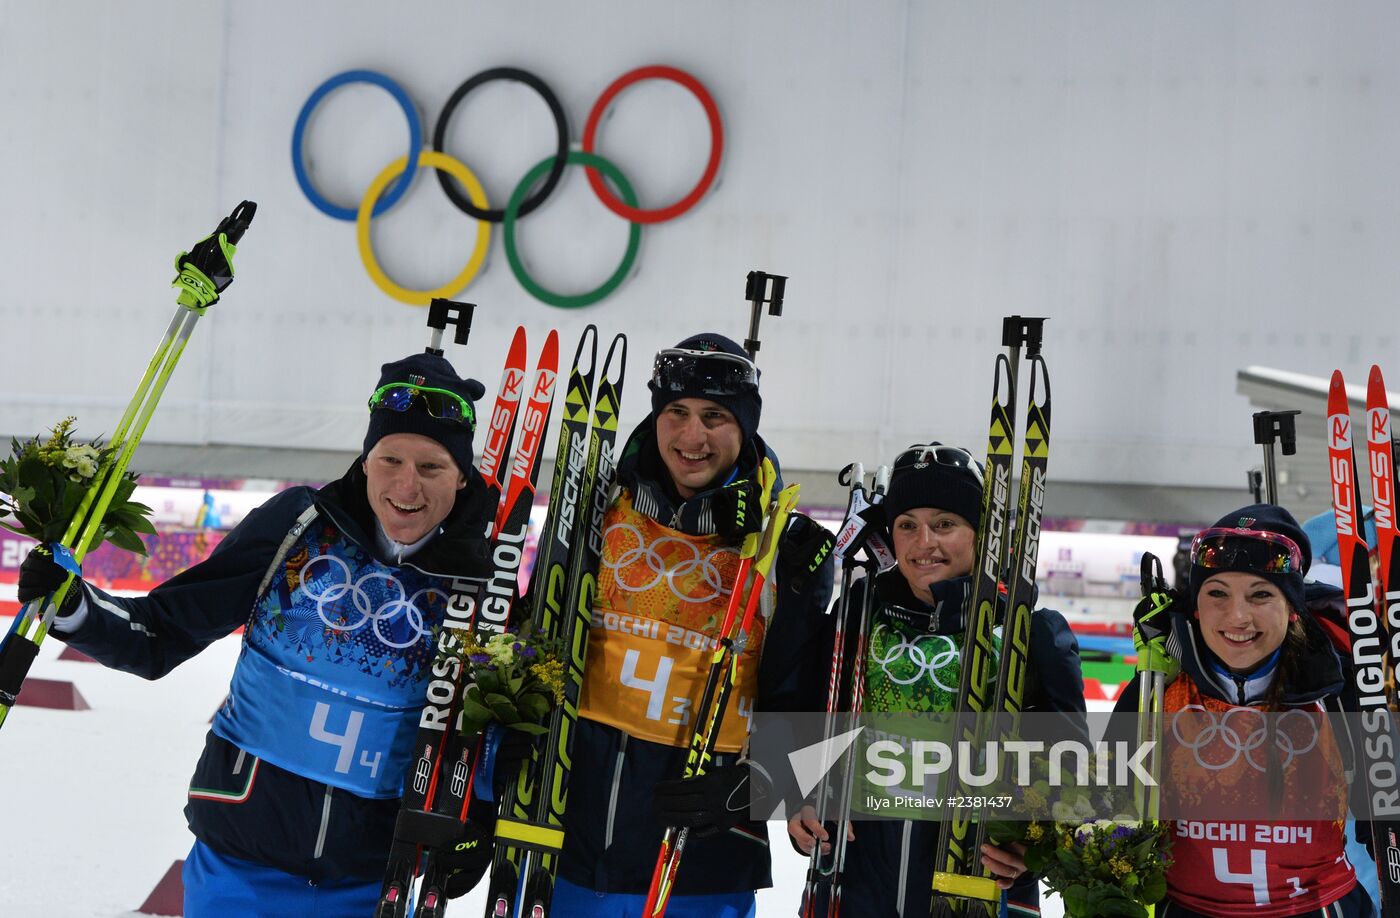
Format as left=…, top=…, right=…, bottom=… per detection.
left=1189, top=527, right=1304, bottom=575
left=894, top=444, right=985, bottom=486
left=650, top=348, right=759, bottom=397
left=368, top=383, right=475, bottom=427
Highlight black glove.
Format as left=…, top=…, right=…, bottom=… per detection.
left=711, top=479, right=763, bottom=540
left=490, top=726, right=537, bottom=797
left=654, top=763, right=770, bottom=838
left=774, top=513, right=836, bottom=597
left=16, top=546, right=83, bottom=616
left=439, top=819, right=491, bottom=900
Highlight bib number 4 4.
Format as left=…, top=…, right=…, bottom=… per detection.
left=310, top=702, right=383, bottom=778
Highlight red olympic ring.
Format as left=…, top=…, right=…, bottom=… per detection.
left=582, top=66, right=725, bottom=225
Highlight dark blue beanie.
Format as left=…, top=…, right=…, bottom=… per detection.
left=363, top=353, right=485, bottom=474
left=882, top=442, right=985, bottom=529
left=1188, top=503, right=1311, bottom=614
left=648, top=332, right=762, bottom=443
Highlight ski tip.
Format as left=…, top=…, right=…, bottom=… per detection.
left=1370, top=364, right=1386, bottom=393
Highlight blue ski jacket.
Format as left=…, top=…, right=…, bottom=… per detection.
left=53, top=462, right=499, bottom=883
left=556, top=419, right=837, bottom=897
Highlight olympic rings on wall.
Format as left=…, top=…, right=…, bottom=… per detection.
left=292, top=64, right=724, bottom=309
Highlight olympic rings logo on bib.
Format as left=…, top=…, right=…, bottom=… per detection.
left=291, top=66, right=723, bottom=309
left=300, top=554, right=448, bottom=650
left=1169, top=704, right=1320, bottom=773
left=601, top=522, right=739, bottom=604
left=870, top=626, right=961, bottom=692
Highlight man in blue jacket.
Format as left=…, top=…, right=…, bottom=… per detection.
left=17, top=351, right=507, bottom=916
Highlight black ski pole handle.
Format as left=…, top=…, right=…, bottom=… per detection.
left=219, top=200, right=257, bottom=245
left=1140, top=551, right=1167, bottom=597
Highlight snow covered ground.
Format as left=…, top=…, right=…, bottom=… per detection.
left=0, top=625, right=1070, bottom=917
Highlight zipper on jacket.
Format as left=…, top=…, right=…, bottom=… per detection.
left=604, top=734, right=628, bottom=848
left=313, top=784, right=334, bottom=859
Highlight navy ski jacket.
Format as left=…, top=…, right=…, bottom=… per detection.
left=556, top=418, right=836, bottom=897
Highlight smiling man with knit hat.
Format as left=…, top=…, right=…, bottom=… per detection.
left=553, top=331, right=836, bottom=918
left=14, top=351, right=518, bottom=915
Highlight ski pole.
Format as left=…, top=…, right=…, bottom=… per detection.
left=799, top=462, right=866, bottom=917
left=643, top=473, right=798, bottom=918
left=823, top=464, right=889, bottom=918
left=1251, top=409, right=1300, bottom=505
left=0, top=201, right=256, bottom=730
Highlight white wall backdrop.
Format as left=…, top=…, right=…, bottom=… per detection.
left=2, top=0, right=1398, bottom=496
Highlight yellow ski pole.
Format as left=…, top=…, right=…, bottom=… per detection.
left=0, top=201, right=256, bottom=729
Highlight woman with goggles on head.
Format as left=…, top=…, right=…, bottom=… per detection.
left=1113, top=503, right=1374, bottom=917
left=788, top=442, right=1087, bottom=918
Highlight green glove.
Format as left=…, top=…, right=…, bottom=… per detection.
left=172, top=201, right=256, bottom=309
left=1132, top=588, right=1180, bottom=680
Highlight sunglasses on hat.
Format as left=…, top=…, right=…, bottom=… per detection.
left=1189, top=527, right=1303, bottom=575
left=894, top=444, right=985, bottom=486
left=651, top=348, right=759, bottom=398
left=368, top=383, right=475, bottom=427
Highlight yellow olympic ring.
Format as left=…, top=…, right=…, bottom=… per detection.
left=355, top=151, right=491, bottom=307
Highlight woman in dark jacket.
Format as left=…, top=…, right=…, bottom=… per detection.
left=788, top=443, right=1086, bottom=917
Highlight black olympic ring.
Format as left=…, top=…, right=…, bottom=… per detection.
left=432, top=67, right=569, bottom=223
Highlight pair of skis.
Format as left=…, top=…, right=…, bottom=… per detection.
left=930, top=317, right=1052, bottom=913
left=485, top=327, right=627, bottom=918
left=1325, top=365, right=1400, bottom=916
left=378, top=317, right=561, bottom=918
left=800, top=462, right=892, bottom=918
left=0, top=201, right=256, bottom=732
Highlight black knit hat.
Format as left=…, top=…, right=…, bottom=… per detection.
left=648, top=332, right=762, bottom=443
left=882, top=443, right=985, bottom=529
left=1188, top=503, right=1312, bottom=615
left=363, top=353, right=485, bottom=473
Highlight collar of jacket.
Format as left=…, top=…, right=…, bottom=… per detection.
left=1169, top=605, right=1346, bottom=707
left=313, top=459, right=496, bottom=580
left=871, top=570, right=1040, bottom=636
left=614, top=415, right=782, bottom=536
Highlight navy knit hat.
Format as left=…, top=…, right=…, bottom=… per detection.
left=363, top=353, right=485, bottom=473
left=1188, top=503, right=1312, bottom=615
left=648, top=332, right=762, bottom=443
left=882, top=443, right=985, bottom=529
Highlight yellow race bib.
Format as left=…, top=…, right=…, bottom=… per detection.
left=579, top=492, right=766, bottom=751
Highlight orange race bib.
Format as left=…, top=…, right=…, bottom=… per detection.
left=579, top=492, right=767, bottom=751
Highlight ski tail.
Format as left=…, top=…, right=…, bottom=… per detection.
left=478, top=327, right=529, bottom=496
left=409, top=332, right=561, bottom=917
left=1365, top=365, right=1400, bottom=700
left=491, top=332, right=628, bottom=918
left=971, top=354, right=1052, bottom=860
left=377, top=330, right=560, bottom=918
left=930, top=353, right=1018, bottom=911
left=483, top=326, right=603, bottom=918
left=1327, top=369, right=1400, bottom=916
